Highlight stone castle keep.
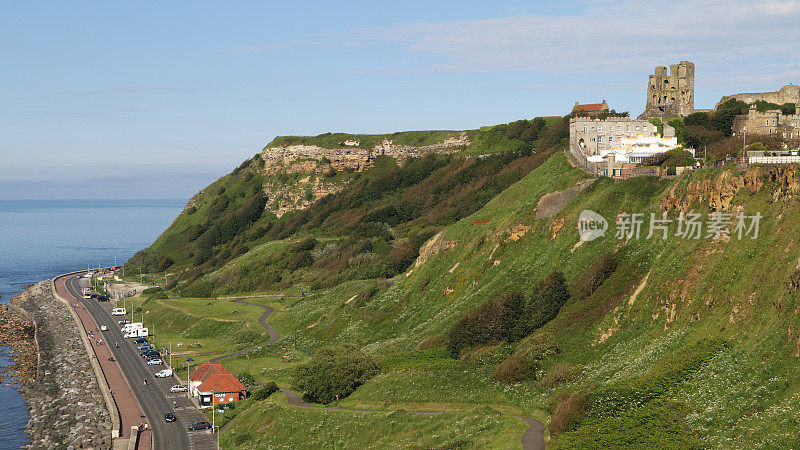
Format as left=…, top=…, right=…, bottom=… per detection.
left=639, top=61, right=695, bottom=119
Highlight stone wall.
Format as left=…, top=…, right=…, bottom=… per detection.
left=717, top=84, right=800, bottom=109
left=12, top=281, right=112, bottom=449
left=639, top=61, right=695, bottom=119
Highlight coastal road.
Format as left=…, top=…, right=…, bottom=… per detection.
left=60, top=275, right=216, bottom=450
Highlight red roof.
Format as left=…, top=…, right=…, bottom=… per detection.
left=573, top=103, right=605, bottom=111
left=197, top=373, right=246, bottom=394
left=189, top=362, right=227, bottom=382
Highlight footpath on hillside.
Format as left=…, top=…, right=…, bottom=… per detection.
left=212, top=297, right=546, bottom=450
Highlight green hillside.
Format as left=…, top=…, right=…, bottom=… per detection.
left=124, top=118, right=800, bottom=448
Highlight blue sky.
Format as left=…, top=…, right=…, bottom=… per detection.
left=2, top=0, right=799, bottom=198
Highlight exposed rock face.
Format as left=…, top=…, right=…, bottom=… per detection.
left=260, top=133, right=471, bottom=175
left=260, top=133, right=472, bottom=217
left=661, top=167, right=765, bottom=212
left=660, top=165, right=800, bottom=213
left=0, top=304, right=37, bottom=384
left=12, top=282, right=112, bottom=449
left=414, top=232, right=458, bottom=269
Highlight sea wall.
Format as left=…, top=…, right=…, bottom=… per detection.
left=11, top=281, right=112, bottom=449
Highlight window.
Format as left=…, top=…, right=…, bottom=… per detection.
left=597, top=126, right=603, bottom=132
left=591, top=137, right=596, bottom=142
left=584, top=126, right=589, bottom=132
left=598, top=136, right=602, bottom=142
left=608, top=136, right=612, bottom=142
left=635, top=126, right=640, bottom=131
left=626, top=125, right=631, bottom=131
left=766, top=120, right=770, bottom=126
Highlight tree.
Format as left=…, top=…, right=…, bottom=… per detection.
left=293, top=344, right=380, bottom=404
left=446, top=291, right=525, bottom=357
left=513, top=272, right=570, bottom=341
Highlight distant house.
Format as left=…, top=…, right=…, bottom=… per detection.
left=189, top=362, right=247, bottom=407
left=572, top=100, right=610, bottom=115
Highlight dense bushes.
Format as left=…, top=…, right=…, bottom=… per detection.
left=512, top=272, right=571, bottom=341
left=550, top=391, right=589, bottom=435
left=447, top=272, right=573, bottom=358
left=293, top=344, right=380, bottom=404
left=571, top=253, right=618, bottom=299
left=251, top=381, right=279, bottom=401
left=491, top=355, right=540, bottom=383
left=447, top=291, right=525, bottom=357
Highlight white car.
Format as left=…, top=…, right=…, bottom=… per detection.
left=155, top=369, right=173, bottom=378
left=170, top=385, right=188, bottom=393
left=146, top=359, right=163, bottom=366
left=100, top=325, right=108, bottom=331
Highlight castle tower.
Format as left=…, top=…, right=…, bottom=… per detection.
left=639, top=61, right=695, bottom=119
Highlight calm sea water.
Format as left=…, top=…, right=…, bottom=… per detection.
left=0, top=198, right=185, bottom=448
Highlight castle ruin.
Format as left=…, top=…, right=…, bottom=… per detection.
left=639, top=61, right=695, bottom=119
left=716, top=84, right=800, bottom=109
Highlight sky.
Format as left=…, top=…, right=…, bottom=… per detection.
left=2, top=0, right=800, bottom=198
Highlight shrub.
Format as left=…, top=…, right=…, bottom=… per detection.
left=288, top=251, right=314, bottom=271
left=512, top=272, right=570, bottom=341
left=540, top=361, right=583, bottom=388
left=292, top=238, right=318, bottom=252
left=571, top=253, right=617, bottom=300
left=156, top=256, right=174, bottom=272
left=416, top=335, right=445, bottom=351
left=492, top=355, right=540, bottom=384
left=550, top=391, right=589, bottom=435
left=293, top=344, right=380, bottom=404
left=252, top=381, right=279, bottom=401
left=237, top=372, right=255, bottom=386
left=447, top=291, right=524, bottom=357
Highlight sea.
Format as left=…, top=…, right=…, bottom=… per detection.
left=0, top=198, right=185, bottom=448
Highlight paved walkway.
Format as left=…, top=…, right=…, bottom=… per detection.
left=54, top=275, right=151, bottom=450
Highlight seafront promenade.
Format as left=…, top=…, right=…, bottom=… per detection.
left=53, top=273, right=150, bottom=450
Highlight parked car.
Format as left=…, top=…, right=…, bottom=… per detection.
left=137, top=344, right=151, bottom=350
left=155, top=369, right=173, bottom=378
left=118, top=319, right=130, bottom=325
left=146, top=358, right=163, bottom=365
left=164, top=412, right=177, bottom=422
left=133, top=337, right=148, bottom=344
left=100, top=325, right=107, bottom=331
left=170, top=385, right=188, bottom=393
left=140, top=350, right=159, bottom=358
left=188, top=421, right=211, bottom=431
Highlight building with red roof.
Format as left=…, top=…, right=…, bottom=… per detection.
left=572, top=100, right=609, bottom=115
left=189, top=362, right=247, bottom=407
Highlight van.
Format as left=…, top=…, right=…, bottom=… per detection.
left=111, top=308, right=126, bottom=316
left=155, top=369, right=173, bottom=378
left=124, top=328, right=149, bottom=338
left=121, top=322, right=143, bottom=332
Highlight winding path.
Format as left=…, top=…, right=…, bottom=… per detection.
left=211, top=297, right=546, bottom=449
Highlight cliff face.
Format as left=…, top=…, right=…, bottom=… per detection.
left=660, top=165, right=800, bottom=212
left=259, top=133, right=472, bottom=216
left=260, top=133, right=471, bottom=175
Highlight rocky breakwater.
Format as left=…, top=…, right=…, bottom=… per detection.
left=0, top=304, right=37, bottom=384
left=11, top=281, right=111, bottom=449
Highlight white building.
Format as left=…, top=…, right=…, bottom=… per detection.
left=587, top=135, right=682, bottom=164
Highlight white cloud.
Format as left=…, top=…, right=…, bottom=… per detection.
left=244, top=0, right=800, bottom=82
